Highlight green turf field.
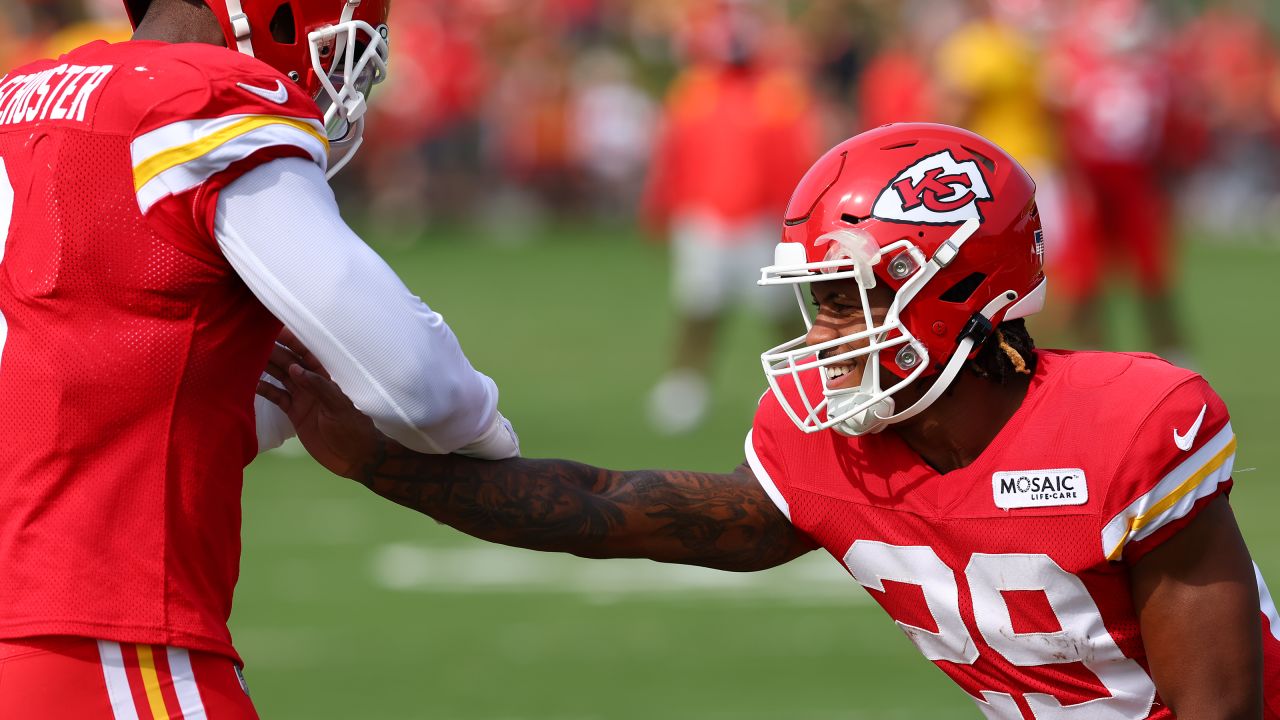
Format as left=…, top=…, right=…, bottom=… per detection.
left=234, top=222, right=1280, bottom=719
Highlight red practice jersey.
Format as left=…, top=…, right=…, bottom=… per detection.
left=748, top=350, right=1280, bottom=719
left=642, top=65, right=819, bottom=231
left=0, top=40, right=329, bottom=662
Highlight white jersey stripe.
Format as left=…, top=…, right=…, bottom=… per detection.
left=1101, top=422, right=1235, bottom=561
left=132, top=113, right=327, bottom=214
left=1258, top=564, right=1280, bottom=642
left=745, top=429, right=791, bottom=521
left=135, top=124, right=327, bottom=213
left=131, top=113, right=325, bottom=167
left=166, top=646, right=209, bottom=720
left=96, top=640, right=141, bottom=720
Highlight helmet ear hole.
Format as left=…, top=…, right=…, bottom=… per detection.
left=269, top=3, right=297, bottom=44
left=939, top=272, right=987, bottom=303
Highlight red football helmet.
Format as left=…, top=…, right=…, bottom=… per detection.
left=123, top=0, right=389, bottom=176
left=759, top=123, right=1046, bottom=436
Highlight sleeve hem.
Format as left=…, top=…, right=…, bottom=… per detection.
left=745, top=429, right=791, bottom=522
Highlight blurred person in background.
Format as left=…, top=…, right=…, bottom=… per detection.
left=934, top=0, right=1067, bottom=298
left=934, top=0, right=1059, bottom=179
left=485, top=22, right=577, bottom=226
left=354, top=0, right=492, bottom=234
left=643, top=0, right=819, bottom=435
left=1173, top=0, right=1280, bottom=244
left=853, top=1, right=943, bottom=130
left=568, top=47, right=657, bottom=218
left=1047, top=0, right=1189, bottom=358
left=794, top=0, right=875, bottom=138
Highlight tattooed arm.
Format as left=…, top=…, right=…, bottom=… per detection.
left=359, top=449, right=813, bottom=571
left=259, top=336, right=815, bottom=572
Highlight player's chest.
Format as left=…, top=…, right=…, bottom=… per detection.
left=786, top=446, right=1127, bottom=632
left=787, top=465, right=1155, bottom=719
left=788, top=439, right=1115, bottom=572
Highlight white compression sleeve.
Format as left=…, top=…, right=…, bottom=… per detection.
left=254, top=383, right=296, bottom=453
left=216, top=157, right=514, bottom=456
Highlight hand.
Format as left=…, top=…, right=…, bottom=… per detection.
left=258, top=329, right=390, bottom=481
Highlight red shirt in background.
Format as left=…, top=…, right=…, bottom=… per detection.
left=643, top=63, right=820, bottom=236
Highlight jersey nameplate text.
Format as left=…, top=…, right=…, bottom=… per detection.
left=0, top=64, right=114, bottom=127
left=992, top=468, right=1088, bottom=509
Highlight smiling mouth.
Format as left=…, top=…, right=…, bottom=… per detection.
left=823, top=362, right=862, bottom=389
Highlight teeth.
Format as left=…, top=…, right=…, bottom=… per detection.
left=825, top=365, right=850, bottom=381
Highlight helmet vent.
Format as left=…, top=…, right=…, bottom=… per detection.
left=939, top=272, right=987, bottom=303
left=270, top=3, right=297, bottom=44
left=962, top=146, right=996, bottom=172
left=882, top=141, right=918, bottom=150
left=840, top=213, right=868, bottom=225
left=785, top=151, right=847, bottom=226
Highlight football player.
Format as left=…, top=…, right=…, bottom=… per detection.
left=0, top=0, right=519, bottom=716
left=264, top=124, right=1278, bottom=718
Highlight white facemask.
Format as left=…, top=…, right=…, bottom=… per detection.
left=309, top=8, right=388, bottom=178
left=759, top=218, right=1025, bottom=437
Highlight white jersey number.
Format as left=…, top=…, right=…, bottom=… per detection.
left=0, top=158, right=12, bottom=375
left=844, top=541, right=1155, bottom=719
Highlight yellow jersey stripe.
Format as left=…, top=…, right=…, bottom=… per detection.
left=1105, top=436, right=1237, bottom=561
left=135, top=644, right=171, bottom=720
left=133, top=115, right=328, bottom=192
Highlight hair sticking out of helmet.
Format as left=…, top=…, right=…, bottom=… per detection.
left=758, top=123, right=1047, bottom=437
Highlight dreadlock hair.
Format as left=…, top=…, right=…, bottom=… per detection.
left=967, top=318, right=1036, bottom=383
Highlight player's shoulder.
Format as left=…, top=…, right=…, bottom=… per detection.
left=121, top=42, right=322, bottom=132
left=1066, top=351, right=1237, bottom=563
left=1042, top=347, right=1228, bottom=456
left=1038, top=348, right=1213, bottom=419
left=116, top=44, right=329, bottom=221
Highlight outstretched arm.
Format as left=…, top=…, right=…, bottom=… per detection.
left=359, top=449, right=812, bottom=571
left=261, top=352, right=815, bottom=572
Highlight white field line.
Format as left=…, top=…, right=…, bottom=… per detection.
left=369, top=543, right=869, bottom=604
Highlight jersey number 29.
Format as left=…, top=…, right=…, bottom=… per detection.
left=844, top=541, right=1156, bottom=719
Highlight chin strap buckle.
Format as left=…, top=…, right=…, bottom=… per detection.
left=956, top=312, right=994, bottom=345
left=229, top=12, right=251, bottom=40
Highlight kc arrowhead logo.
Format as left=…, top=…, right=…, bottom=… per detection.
left=873, top=150, right=991, bottom=225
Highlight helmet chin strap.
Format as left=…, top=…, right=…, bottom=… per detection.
left=870, top=289, right=1019, bottom=429
left=223, top=0, right=254, bottom=55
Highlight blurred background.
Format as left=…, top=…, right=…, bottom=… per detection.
left=4, top=0, right=1280, bottom=717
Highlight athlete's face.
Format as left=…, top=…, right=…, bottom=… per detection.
left=805, top=277, right=894, bottom=391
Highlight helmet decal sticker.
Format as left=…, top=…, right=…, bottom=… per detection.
left=872, top=150, right=992, bottom=225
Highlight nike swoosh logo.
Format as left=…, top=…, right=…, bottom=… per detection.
left=236, top=80, right=289, bottom=105
left=1173, top=403, right=1208, bottom=451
